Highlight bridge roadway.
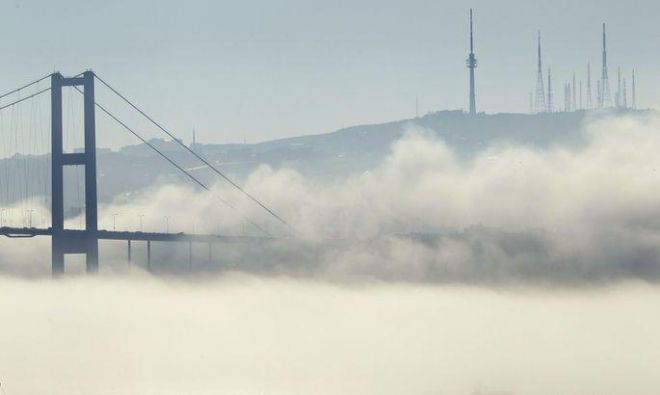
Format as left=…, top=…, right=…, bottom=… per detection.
left=1, top=226, right=270, bottom=271
left=0, top=227, right=267, bottom=243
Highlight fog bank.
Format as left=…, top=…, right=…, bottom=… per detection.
left=2, top=114, right=660, bottom=394
left=3, top=113, right=660, bottom=285
left=1, top=277, right=659, bottom=395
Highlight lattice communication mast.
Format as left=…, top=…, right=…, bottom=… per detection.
left=601, top=23, right=612, bottom=108
left=534, top=31, right=546, bottom=113
left=547, top=68, right=554, bottom=113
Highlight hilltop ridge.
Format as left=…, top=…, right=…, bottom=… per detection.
left=0, top=108, right=653, bottom=207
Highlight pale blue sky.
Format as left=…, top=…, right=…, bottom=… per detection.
left=0, top=0, right=657, bottom=148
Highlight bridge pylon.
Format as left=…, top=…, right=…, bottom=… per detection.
left=51, top=71, right=98, bottom=276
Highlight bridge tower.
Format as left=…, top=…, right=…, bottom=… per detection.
left=51, top=71, right=98, bottom=276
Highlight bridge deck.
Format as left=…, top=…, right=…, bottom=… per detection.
left=0, top=227, right=267, bottom=243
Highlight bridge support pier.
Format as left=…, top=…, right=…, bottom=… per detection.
left=188, top=242, right=193, bottom=269
left=147, top=240, right=152, bottom=272
left=51, top=71, right=98, bottom=277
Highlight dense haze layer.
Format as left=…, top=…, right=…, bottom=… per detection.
left=1, top=277, right=660, bottom=395
left=3, top=113, right=660, bottom=284
left=2, top=113, right=660, bottom=394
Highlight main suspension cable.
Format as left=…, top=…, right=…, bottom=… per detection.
left=0, top=74, right=52, bottom=101
left=93, top=73, right=292, bottom=230
left=71, top=87, right=271, bottom=237
left=0, top=88, right=51, bottom=113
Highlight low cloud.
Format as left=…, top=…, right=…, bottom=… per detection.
left=1, top=277, right=660, bottom=395
left=3, top=113, right=660, bottom=284
left=3, top=114, right=660, bottom=394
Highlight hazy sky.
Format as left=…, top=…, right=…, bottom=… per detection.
left=0, top=0, right=657, bottom=147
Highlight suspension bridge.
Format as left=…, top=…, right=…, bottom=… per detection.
left=0, top=71, right=287, bottom=276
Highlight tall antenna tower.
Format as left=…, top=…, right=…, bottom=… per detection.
left=601, top=23, right=612, bottom=107
left=467, top=9, right=478, bottom=115
left=564, top=82, right=570, bottom=112
left=597, top=80, right=602, bottom=108
left=547, top=68, right=554, bottom=113
left=632, top=70, right=637, bottom=109
left=587, top=63, right=592, bottom=109
left=616, top=67, right=622, bottom=107
left=579, top=80, right=583, bottom=110
left=534, top=31, right=546, bottom=113
left=572, top=73, right=576, bottom=112
left=623, top=77, right=628, bottom=108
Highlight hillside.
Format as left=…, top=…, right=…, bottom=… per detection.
left=0, top=108, right=652, bottom=208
